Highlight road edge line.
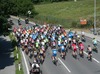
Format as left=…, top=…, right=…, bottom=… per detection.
left=21, top=50, right=30, bottom=74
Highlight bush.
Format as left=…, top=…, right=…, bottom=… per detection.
left=0, top=16, right=11, bottom=34
left=9, top=33, right=17, bottom=47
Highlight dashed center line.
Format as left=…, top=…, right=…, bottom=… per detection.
left=83, top=51, right=100, bottom=63
left=58, top=58, right=71, bottom=73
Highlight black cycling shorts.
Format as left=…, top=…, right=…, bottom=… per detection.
left=88, top=51, right=92, bottom=55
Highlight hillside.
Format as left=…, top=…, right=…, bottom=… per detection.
left=34, top=0, right=100, bottom=28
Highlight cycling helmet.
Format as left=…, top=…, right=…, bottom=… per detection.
left=68, top=38, right=71, bottom=41
left=77, top=35, right=80, bottom=38
left=79, top=40, right=82, bottom=43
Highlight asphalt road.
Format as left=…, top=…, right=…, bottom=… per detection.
left=11, top=17, right=100, bottom=74
left=0, top=35, right=15, bottom=74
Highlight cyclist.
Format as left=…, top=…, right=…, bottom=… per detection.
left=33, top=50, right=38, bottom=58
left=81, top=31, right=86, bottom=42
left=78, top=41, right=84, bottom=57
left=52, top=40, right=56, bottom=48
left=81, top=31, right=85, bottom=36
left=68, top=37, right=72, bottom=49
left=36, top=41, right=39, bottom=50
left=92, top=38, right=98, bottom=52
left=92, top=38, right=97, bottom=46
left=18, top=18, right=21, bottom=25
left=25, top=18, right=29, bottom=24
left=60, top=43, right=65, bottom=58
left=76, top=35, right=80, bottom=43
left=68, top=31, right=74, bottom=39
left=39, top=47, right=45, bottom=64
left=72, top=42, right=78, bottom=58
left=87, top=45, right=92, bottom=60
left=74, top=31, right=77, bottom=38
left=72, top=38, right=76, bottom=44
left=52, top=49, right=57, bottom=61
left=64, top=38, right=68, bottom=50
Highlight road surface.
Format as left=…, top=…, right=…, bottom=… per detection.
left=0, top=35, right=15, bottom=74
left=11, top=17, right=100, bottom=74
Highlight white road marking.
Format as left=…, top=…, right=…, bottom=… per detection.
left=21, top=50, right=30, bottom=74
left=58, top=58, right=71, bottom=73
left=83, top=51, right=100, bottom=63
left=83, top=51, right=88, bottom=55
left=92, top=58, right=100, bottom=63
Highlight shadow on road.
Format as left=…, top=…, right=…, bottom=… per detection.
left=0, top=36, right=14, bottom=70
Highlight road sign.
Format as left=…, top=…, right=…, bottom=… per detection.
left=28, top=10, right=31, bottom=15
left=80, top=19, right=87, bottom=25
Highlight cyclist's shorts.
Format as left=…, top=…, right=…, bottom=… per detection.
left=80, top=48, right=84, bottom=51
left=61, top=48, right=65, bottom=52
left=88, top=51, right=92, bottom=55
left=52, top=53, right=57, bottom=57
left=61, top=49, right=65, bottom=52
left=24, top=45, right=27, bottom=48
left=73, top=49, right=77, bottom=52
left=40, top=53, right=43, bottom=56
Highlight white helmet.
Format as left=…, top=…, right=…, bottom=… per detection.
left=68, top=38, right=71, bottom=41
left=77, top=35, right=80, bottom=38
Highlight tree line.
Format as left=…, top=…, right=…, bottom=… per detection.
left=0, top=0, right=36, bottom=34
left=32, top=0, right=73, bottom=3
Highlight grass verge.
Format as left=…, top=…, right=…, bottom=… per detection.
left=9, top=33, right=24, bottom=74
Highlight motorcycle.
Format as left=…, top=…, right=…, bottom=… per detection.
left=30, top=63, right=42, bottom=74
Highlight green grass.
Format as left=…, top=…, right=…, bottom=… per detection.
left=9, top=33, right=24, bottom=74
left=34, top=0, right=100, bottom=28
left=14, top=46, right=24, bottom=74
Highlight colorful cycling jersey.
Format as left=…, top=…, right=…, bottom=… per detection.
left=61, top=45, right=65, bottom=50
left=51, top=36, right=55, bottom=41
left=41, top=41, right=45, bottom=46
left=65, top=39, right=68, bottom=44
left=79, top=43, right=84, bottom=50
left=58, top=38, right=61, bottom=42
left=68, top=32, right=74, bottom=38
left=52, top=49, right=57, bottom=56
left=72, top=43, right=77, bottom=50
left=92, top=39, right=97, bottom=45
left=53, top=41, right=56, bottom=46
left=36, top=42, right=39, bottom=47
left=58, top=41, right=61, bottom=46
left=45, top=38, right=48, bottom=42
left=61, top=34, right=65, bottom=39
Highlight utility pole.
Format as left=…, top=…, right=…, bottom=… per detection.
left=94, top=0, right=97, bottom=35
